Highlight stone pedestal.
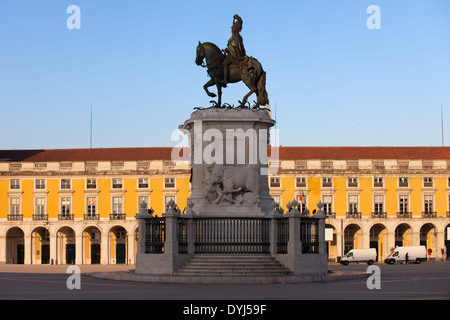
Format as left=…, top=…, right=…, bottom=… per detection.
left=180, top=108, right=276, bottom=216
left=135, top=108, right=328, bottom=280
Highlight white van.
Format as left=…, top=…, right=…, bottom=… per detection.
left=340, top=248, right=377, bottom=265
left=384, top=246, right=427, bottom=264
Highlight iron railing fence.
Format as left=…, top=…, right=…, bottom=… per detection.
left=142, top=215, right=322, bottom=255
left=276, top=218, right=289, bottom=254
left=144, top=217, right=165, bottom=253
left=177, top=218, right=188, bottom=254
left=300, top=217, right=319, bottom=254
left=194, top=217, right=270, bottom=254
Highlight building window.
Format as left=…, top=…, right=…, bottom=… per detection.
left=138, top=196, right=149, bottom=209
left=322, top=195, right=333, bottom=215
left=86, top=178, right=97, bottom=189
left=424, top=195, right=434, bottom=213
left=399, top=177, right=409, bottom=188
left=138, top=178, right=149, bottom=189
left=86, top=197, right=97, bottom=217
left=423, top=177, right=433, bottom=187
left=296, top=177, right=307, bottom=188
left=35, top=197, right=45, bottom=215
left=10, top=197, right=20, bottom=215
left=348, top=177, right=358, bottom=188
left=112, top=197, right=123, bottom=214
left=272, top=195, right=281, bottom=208
left=10, top=179, right=20, bottom=190
left=270, top=177, right=281, bottom=188
left=448, top=194, right=450, bottom=214
left=165, top=196, right=175, bottom=210
left=348, top=195, right=359, bottom=214
left=164, top=177, right=175, bottom=189
left=61, top=179, right=71, bottom=189
left=61, top=197, right=71, bottom=216
left=374, top=177, right=384, bottom=187
left=322, top=177, right=332, bottom=188
left=399, top=195, right=409, bottom=213
left=112, top=178, right=123, bottom=189
left=374, top=195, right=384, bottom=214
left=35, top=179, right=45, bottom=190
left=296, top=194, right=307, bottom=213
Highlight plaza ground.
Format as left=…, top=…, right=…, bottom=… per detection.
left=0, top=262, right=449, bottom=301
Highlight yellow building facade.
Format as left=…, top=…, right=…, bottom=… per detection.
left=0, top=147, right=449, bottom=264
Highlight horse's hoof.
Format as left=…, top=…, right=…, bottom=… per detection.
left=208, top=93, right=217, bottom=98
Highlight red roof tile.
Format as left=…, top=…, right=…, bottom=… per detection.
left=275, top=146, right=450, bottom=160
left=0, top=146, right=449, bottom=162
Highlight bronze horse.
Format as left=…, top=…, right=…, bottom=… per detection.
left=195, top=41, right=269, bottom=108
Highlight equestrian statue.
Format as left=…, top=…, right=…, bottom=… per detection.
left=195, top=14, right=269, bottom=109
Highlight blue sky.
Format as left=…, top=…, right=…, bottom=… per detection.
left=0, top=0, right=449, bottom=149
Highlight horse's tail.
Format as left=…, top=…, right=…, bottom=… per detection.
left=256, top=71, right=269, bottom=107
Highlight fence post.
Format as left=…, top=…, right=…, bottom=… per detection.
left=285, top=200, right=301, bottom=272
left=184, top=200, right=197, bottom=255
left=268, top=202, right=282, bottom=255
left=313, top=202, right=327, bottom=254
left=135, top=201, right=153, bottom=255
left=162, top=199, right=181, bottom=257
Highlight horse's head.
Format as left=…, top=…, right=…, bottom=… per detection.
left=195, top=41, right=206, bottom=67
left=196, top=41, right=223, bottom=68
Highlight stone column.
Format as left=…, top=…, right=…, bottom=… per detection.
left=0, top=235, right=5, bottom=264
left=100, top=233, right=108, bottom=265
left=24, top=234, right=31, bottom=265
left=386, top=231, right=396, bottom=256
left=337, top=217, right=345, bottom=260
left=49, top=233, right=57, bottom=265
left=436, top=231, right=445, bottom=260
left=75, top=234, right=83, bottom=265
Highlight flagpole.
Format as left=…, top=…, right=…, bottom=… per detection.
left=441, top=103, right=444, bottom=147
left=90, top=104, right=93, bottom=149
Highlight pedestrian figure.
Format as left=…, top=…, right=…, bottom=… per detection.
left=405, top=252, right=409, bottom=264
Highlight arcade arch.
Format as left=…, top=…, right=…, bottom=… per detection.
left=369, top=223, right=387, bottom=261
left=6, top=227, right=24, bottom=264
left=395, top=223, right=412, bottom=248
left=109, top=226, right=128, bottom=264
left=57, top=227, right=75, bottom=264
left=83, top=226, right=101, bottom=264
left=420, top=223, right=436, bottom=257
left=31, top=227, right=50, bottom=264
left=343, top=223, right=362, bottom=254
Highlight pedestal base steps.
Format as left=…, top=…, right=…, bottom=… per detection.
left=89, top=254, right=369, bottom=284
left=174, top=254, right=290, bottom=276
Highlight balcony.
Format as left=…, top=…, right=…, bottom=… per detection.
left=346, top=212, right=361, bottom=218
left=84, top=214, right=100, bottom=220
left=110, top=213, right=126, bottom=220
left=58, top=214, right=74, bottom=221
left=33, top=214, right=48, bottom=221
left=7, top=214, right=23, bottom=221
left=397, top=212, right=412, bottom=218
left=325, top=212, right=336, bottom=219
left=371, top=212, right=387, bottom=218
left=422, top=211, right=436, bottom=218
